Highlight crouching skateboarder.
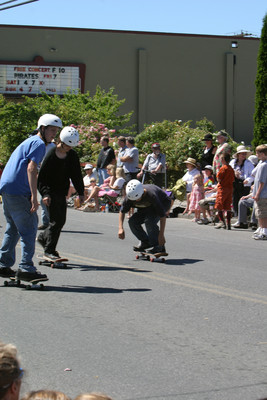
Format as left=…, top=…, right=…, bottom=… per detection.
left=118, top=179, right=172, bottom=254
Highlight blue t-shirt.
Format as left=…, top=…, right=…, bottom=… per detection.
left=253, top=161, right=267, bottom=199
left=0, top=135, right=45, bottom=196
left=123, top=146, right=139, bottom=173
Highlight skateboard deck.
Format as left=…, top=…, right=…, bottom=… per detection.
left=135, top=251, right=168, bottom=263
left=4, top=276, right=48, bottom=290
left=37, top=255, right=69, bottom=269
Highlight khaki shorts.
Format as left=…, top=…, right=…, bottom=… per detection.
left=255, top=198, right=267, bottom=219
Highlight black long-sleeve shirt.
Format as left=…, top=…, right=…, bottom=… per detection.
left=38, top=147, right=84, bottom=197
left=97, top=146, right=115, bottom=169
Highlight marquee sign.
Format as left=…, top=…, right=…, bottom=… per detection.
left=0, top=57, right=86, bottom=96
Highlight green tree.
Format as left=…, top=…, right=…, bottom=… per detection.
left=0, top=86, right=134, bottom=164
left=253, top=13, right=267, bottom=147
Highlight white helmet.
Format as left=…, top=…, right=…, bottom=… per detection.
left=37, top=114, right=63, bottom=129
left=126, top=179, right=144, bottom=201
left=60, top=126, right=79, bottom=147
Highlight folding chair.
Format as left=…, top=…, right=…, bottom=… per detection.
left=99, top=184, right=126, bottom=213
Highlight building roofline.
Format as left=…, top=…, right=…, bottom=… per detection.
left=0, top=24, right=260, bottom=40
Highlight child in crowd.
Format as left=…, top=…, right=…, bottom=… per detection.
left=181, top=157, right=200, bottom=214
left=188, top=174, right=205, bottom=222
left=214, top=152, right=235, bottom=230
left=203, top=165, right=215, bottom=189
left=252, top=144, right=267, bottom=240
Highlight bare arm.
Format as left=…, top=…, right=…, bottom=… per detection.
left=118, top=211, right=126, bottom=239
left=120, top=155, right=133, bottom=162
left=254, top=182, right=264, bottom=202
left=27, top=160, right=39, bottom=213
left=158, top=216, right=166, bottom=246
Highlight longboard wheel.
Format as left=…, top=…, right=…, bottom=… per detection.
left=161, top=258, right=165, bottom=263
left=150, top=257, right=154, bottom=262
left=38, top=261, right=42, bottom=265
left=4, top=280, right=8, bottom=286
left=146, top=255, right=150, bottom=261
left=136, top=255, right=139, bottom=260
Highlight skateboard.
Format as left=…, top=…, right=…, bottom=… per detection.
left=37, top=255, right=69, bottom=269
left=3, top=276, right=48, bottom=290
left=135, top=251, right=168, bottom=263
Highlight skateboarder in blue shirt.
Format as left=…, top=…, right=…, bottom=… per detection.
left=0, top=114, right=62, bottom=281
left=118, top=179, right=172, bottom=253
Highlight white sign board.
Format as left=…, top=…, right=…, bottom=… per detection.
left=0, top=64, right=81, bottom=95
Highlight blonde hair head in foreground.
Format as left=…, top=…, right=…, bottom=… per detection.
left=21, top=390, right=70, bottom=400
left=74, top=393, right=113, bottom=400
left=0, top=341, right=22, bottom=400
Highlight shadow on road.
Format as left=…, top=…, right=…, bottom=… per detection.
left=68, top=263, right=151, bottom=273
left=165, top=258, right=204, bottom=266
left=43, top=285, right=151, bottom=294
left=62, top=230, right=102, bottom=235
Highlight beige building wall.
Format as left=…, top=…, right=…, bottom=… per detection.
left=0, top=25, right=260, bottom=144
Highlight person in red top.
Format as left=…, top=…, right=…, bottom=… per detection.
left=215, top=152, right=235, bottom=230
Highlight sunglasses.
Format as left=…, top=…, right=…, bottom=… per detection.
left=1, top=368, right=24, bottom=389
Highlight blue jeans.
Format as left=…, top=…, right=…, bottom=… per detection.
left=238, top=197, right=257, bottom=224
left=0, top=193, right=38, bottom=272
left=128, top=207, right=160, bottom=247
left=97, top=168, right=108, bottom=186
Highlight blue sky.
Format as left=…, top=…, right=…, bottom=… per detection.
left=0, top=0, right=266, bottom=37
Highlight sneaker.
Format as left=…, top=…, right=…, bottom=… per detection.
left=215, top=221, right=226, bottom=229
left=16, top=269, right=48, bottom=282
left=44, top=252, right=60, bottom=261
left=150, top=245, right=166, bottom=254
left=252, top=229, right=261, bottom=238
left=253, top=233, right=267, bottom=240
left=197, top=218, right=209, bottom=225
left=232, top=222, right=248, bottom=229
left=38, top=225, right=48, bottom=230
left=37, top=235, right=46, bottom=249
left=249, top=223, right=258, bottom=231
left=133, top=241, right=151, bottom=252
left=0, top=266, right=16, bottom=278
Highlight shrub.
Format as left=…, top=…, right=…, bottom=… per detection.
left=135, top=119, right=238, bottom=187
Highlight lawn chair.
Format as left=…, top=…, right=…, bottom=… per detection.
left=99, top=184, right=126, bottom=213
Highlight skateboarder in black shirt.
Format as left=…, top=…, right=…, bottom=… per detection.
left=37, top=126, right=84, bottom=260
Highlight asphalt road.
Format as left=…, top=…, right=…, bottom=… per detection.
left=0, top=206, right=267, bottom=400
